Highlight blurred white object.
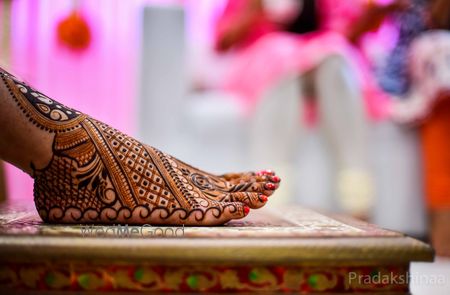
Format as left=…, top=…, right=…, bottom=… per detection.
left=181, top=91, right=249, bottom=174
left=138, top=4, right=427, bottom=235
left=138, top=5, right=187, bottom=153
left=249, top=75, right=303, bottom=204
left=138, top=5, right=250, bottom=174
left=410, top=257, right=450, bottom=295
left=371, top=121, right=427, bottom=236
left=337, top=168, right=374, bottom=215
left=248, top=74, right=426, bottom=234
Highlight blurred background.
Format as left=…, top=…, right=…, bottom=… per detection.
left=0, top=0, right=449, bottom=259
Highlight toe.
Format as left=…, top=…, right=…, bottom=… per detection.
left=202, top=201, right=249, bottom=225
left=269, top=175, right=281, bottom=183
left=233, top=174, right=281, bottom=185
left=228, top=174, right=270, bottom=185
left=260, top=182, right=277, bottom=196
left=227, top=192, right=268, bottom=209
left=230, top=181, right=277, bottom=196
left=221, top=169, right=279, bottom=182
left=255, top=169, right=276, bottom=177
left=223, top=201, right=250, bottom=220
left=220, top=172, right=255, bottom=181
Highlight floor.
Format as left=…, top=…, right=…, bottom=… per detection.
left=410, top=257, right=450, bottom=294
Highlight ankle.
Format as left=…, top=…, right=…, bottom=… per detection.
left=0, top=70, right=79, bottom=176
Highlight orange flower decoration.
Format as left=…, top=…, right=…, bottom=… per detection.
left=57, top=11, right=91, bottom=51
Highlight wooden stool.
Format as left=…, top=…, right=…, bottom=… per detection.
left=0, top=203, right=433, bottom=293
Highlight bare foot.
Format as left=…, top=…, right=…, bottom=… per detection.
left=0, top=69, right=280, bottom=225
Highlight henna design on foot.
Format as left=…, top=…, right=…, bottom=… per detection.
left=0, top=70, right=280, bottom=225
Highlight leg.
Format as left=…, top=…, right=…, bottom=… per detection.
left=314, top=55, right=373, bottom=216
left=421, top=94, right=450, bottom=256
left=0, top=68, right=280, bottom=225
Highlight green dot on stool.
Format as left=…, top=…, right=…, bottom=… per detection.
left=78, top=274, right=90, bottom=289
left=249, top=270, right=260, bottom=282
left=45, top=272, right=55, bottom=286
left=134, top=268, right=144, bottom=281
left=308, top=274, right=319, bottom=288
left=187, top=275, right=198, bottom=289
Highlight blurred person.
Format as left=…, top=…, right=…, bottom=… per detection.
left=381, top=0, right=450, bottom=255
left=214, top=0, right=405, bottom=216
left=0, top=67, right=281, bottom=225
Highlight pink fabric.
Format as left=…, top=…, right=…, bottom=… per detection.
left=319, top=0, right=366, bottom=33
left=216, top=0, right=391, bottom=120
left=215, top=0, right=277, bottom=51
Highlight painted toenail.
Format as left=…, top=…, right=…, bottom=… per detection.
left=260, top=195, right=268, bottom=202
left=244, top=206, right=250, bottom=215
left=271, top=176, right=281, bottom=183
left=265, top=183, right=276, bottom=190
left=257, top=169, right=275, bottom=176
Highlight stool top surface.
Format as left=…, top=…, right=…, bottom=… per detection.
left=0, top=202, right=434, bottom=264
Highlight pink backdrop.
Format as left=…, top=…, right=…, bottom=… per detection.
left=6, top=0, right=142, bottom=201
